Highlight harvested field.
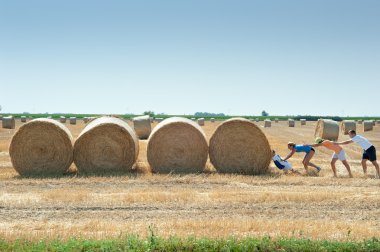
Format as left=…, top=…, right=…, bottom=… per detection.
left=0, top=119, right=379, bottom=241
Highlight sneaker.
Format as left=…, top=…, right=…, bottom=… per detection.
left=316, top=167, right=321, bottom=172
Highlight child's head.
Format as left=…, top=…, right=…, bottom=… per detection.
left=348, top=130, right=356, bottom=138
left=315, top=137, right=324, bottom=144
left=287, top=142, right=296, bottom=150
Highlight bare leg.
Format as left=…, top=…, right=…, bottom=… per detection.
left=361, top=159, right=368, bottom=176
left=303, top=151, right=319, bottom=169
left=371, top=161, right=380, bottom=179
left=331, top=158, right=338, bottom=177
left=341, top=160, right=353, bottom=178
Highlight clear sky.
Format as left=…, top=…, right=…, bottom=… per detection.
left=0, top=0, right=379, bottom=116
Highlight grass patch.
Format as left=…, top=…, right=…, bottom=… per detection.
left=0, top=236, right=379, bottom=251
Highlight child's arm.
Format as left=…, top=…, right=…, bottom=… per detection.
left=305, top=143, right=322, bottom=148
left=335, top=140, right=353, bottom=145
left=283, top=149, right=296, bottom=161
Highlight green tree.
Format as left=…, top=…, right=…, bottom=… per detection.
left=261, top=110, right=269, bottom=116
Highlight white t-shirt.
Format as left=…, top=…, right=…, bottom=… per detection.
left=351, top=135, right=372, bottom=150
left=272, top=154, right=292, bottom=170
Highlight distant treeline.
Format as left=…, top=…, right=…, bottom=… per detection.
left=1, top=113, right=379, bottom=121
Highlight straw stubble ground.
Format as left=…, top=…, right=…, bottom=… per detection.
left=0, top=119, right=379, bottom=241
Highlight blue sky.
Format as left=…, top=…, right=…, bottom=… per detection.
left=0, top=0, right=379, bottom=116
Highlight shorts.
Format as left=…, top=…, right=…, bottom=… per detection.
left=332, top=149, right=346, bottom=161
left=362, top=145, right=377, bottom=161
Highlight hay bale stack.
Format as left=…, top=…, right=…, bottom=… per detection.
left=209, top=118, right=271, bottom=175
left=211, top=118, right=215, bottom=122
left=300, top=119, right=306, bottom=125
left=9, top=118, right=73, bottom=176
left=21, top=116, right=27, bottom=123
left=74, top=116, right=139, bottom=174
left=147, top=117, right=208, bottom=174
left=264, top=119, right=271, bottom=128
left=2, top=116, right=15, bottom=129
left=59, top=116, right=66, bottom=123
left=341, top=120, right=356, bottom=135
left=314, top=119, right=339, bottom=141
left=197, top=118, right=205, bottom=126
left=133, top=115, right=152, bottom=140
left=69, top=117, right=76, bottom=125
left=363, top=121, right=373, bottom=132
left=288, top=119, right=295, bottom=127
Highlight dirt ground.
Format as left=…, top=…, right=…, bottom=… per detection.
left=0, top=119, right=379, bottom=241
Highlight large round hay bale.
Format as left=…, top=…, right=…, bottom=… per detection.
left=60, top=116, right=66, bottom=123
left=255, top=118, right=259, bottom=122
left=2, top=116, right=15, bottom=129
left=357, top=120, right=363, bottom=124
left=300, top=119, right=306, bottom=125
left=209, top=118, right=271, bottom=175
left=341, top=120, right=356, bottom=135
left=288, top=119, right=295, bottom=127
left=371, top=120, right=376, bottom=126
left=211, top=118, right=215, bottom=122
left=197, top=118, right=205, bottom=126
left=155, top=118, right=164, bottom=123
left=0, top=115, right=2, bottom=120
left=133, top=115, right=152, bottom=140
left=83, top=117, right=89, bottom=123
left=363, top=121, right=373, bottom=132
left=376, top=120, right=380, bottom=125
left=74, top=116, right=139, bottom=174
left=147, top=117, right=208, bottom=173
left=264, top=119, right=271, bottom=128
left=70, top=117, right=76, bottom=125
left=20, top=116, right=27, bottom=123
left=314, top=119, right=339, bottom=141
left=9, top=118, right=73, bottom=176
left=275, top=118, right=279, bottom=123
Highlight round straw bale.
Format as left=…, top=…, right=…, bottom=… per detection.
left=300, top=119, right=306, bottom=125
left=357, top=120, right=363, bottom=124
left=191, top=118, right=196, bottom=121
left=74, top=116, right=139, bottom=174
left=9, top=118, right=73, bottom=176
left=372, top=120, right=376, bottom=126
left=0, top=115, right=2, bottom=120
left=70, top=117, right=76, bottom=125
left=209, top=118, right=271, bottom=175
left=275, top=118, right=279, bottom=123
left=314, top=119, right=339, bottom=141
left=197, top=118, right=205, bottom=126
left=133, top=115, right=152, bottom=140
left=147, top=117, right=208, bottom=173
left=363, top=121, right=373, bottom=132
left=60, top=116, right=66, bottom=123
left=20, top=116, right=27, bottom=123
left=264, top=119, right=271, bottom=128
left=376, top=120, right=380, bottom=125
left=255, top=118, right=259, bottom=122
left=155, top=118, right=164, bottom=123
left=2, top=116, right=15, bottom=129
left=83, top=117, right=89, bottom=123
left=341, top=120, right=356, bottom=135
left=211, top=118, right=215, bottom=122
left=288, top=119, right=295, bottom=127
